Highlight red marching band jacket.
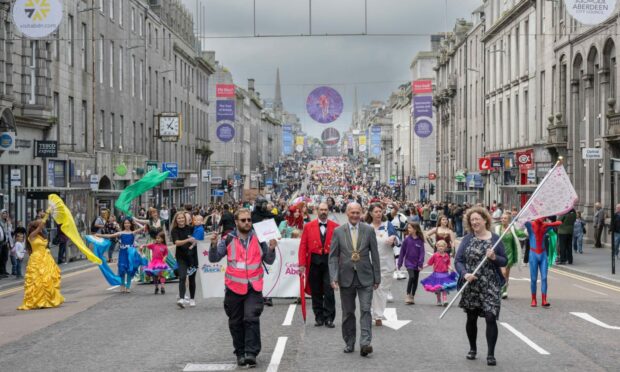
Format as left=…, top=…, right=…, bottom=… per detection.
left=225, top=235, right=264, bottom=295
left=298, top=219, right=339, bottom=295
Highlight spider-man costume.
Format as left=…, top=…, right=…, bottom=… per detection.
left=524, top=218, right=562, bottom=307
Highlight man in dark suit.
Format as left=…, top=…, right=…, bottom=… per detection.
left=329, top=202, right=381, bottom=357
left=299, top=202, right=339, bottom=328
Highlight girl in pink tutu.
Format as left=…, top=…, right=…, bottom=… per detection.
left=421, top=240, right=457, bottom=306
left=141, top=232, right=172, bottom=294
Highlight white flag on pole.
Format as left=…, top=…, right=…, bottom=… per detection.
left=517, top=164, right=578, bottom=224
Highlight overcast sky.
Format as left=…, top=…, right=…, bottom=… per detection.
left=183, top=0, right=482, bottom=137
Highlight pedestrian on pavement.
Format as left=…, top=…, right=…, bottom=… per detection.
left=329, top=202, right=381, bottom=357
left=366, top=203, right=398, bottom=326
left=171, top=212, right=197, bottom=308
left=299, top=202, right=339, bottom=328
left=397, top=222, right=425, bottom=305
left=491, top=203, right=503, bottom=228
left=558, top=209, right=576, bottom=264
left=160, top=204, right=170, bottom=231
left=219, top=204, right=236, bottom=237
left=455, top=206, right=507, bottom=366
left=573, top=211, right=586, bottom=255
left=0, top=210, right=12, bottom=278
left=11, top=232, right=25, bottom=278
left=209, top=208, right=277, bottom=368
left=55, top=225, right=68, bottom=265
left=611, top=204, right=620, bottom=258
left=91, top=209, right=108, bottom=234
left=593, top=202, right=605, bottom=248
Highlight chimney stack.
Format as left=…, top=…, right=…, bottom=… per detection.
left=248, top=79, right=255, bottom=93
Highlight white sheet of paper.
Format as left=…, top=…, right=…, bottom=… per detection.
left=253, top=218, right=281, bottom=243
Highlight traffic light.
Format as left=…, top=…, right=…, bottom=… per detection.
left=429, top=184, right=435, bottom=195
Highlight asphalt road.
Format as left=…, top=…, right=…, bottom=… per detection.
left=1, top=222, right=619, bottom=371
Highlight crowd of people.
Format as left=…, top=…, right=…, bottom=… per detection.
left=5, top=155, right=620, bottom=369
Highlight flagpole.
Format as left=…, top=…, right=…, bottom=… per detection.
left=440, top=158, right=564, bottom=319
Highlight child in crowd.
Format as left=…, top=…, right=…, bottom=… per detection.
left=186, top=215, right=205, bottom=276
left=397, top=222, right=426, bottom=305
left=421, top=240, right=458, bottom=306
left=11, top=232, right=26, bottom=278
left=97, top=219, right=143, bottom=293
left=142, top=231, right=172, bottom=295
left=573, top=211, right=585, bottom=254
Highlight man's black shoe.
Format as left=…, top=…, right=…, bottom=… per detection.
left=245, top=355, right=257, bottom=368
left=264, top=297, right=273, bottom=306
left=324, top=321, right=335, bottom=328
left=236, top=356, right=247, bottom=367
left=314, top=320, right=324, bottom=327
left=360, top=345, right=373, bottom=357
left=343, top=345, right=354, bottom=353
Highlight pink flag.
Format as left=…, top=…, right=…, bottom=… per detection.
left=517, top=164, right=578, bottom=224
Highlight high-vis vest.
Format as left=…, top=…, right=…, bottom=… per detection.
left=225, top=235, right=264, bottom=295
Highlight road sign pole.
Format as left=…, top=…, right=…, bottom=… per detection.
left=612, top=158, right=617, bottom=275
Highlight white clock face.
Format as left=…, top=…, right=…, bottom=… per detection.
left=160, top=116, right=179, bottom=136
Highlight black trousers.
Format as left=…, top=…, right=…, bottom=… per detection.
left=558, top=233, right=573, bottom=264
left=309, top=253, right=335, bottom=322
left=406, top=269, right=420, bottom=296
left=177, top=258, right=196, bottom=299
left=224, top=287, right=265, bottom=357
left=594, top=225, right=604, bottom=248
left=0, top=243, right=8, bottom=275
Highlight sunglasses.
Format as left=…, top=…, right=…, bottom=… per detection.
left=237, top=218, right=252, bottom=223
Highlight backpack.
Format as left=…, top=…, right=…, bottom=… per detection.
left=430, top=210, right=438, bottom=221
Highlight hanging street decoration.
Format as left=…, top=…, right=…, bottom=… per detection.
left=306, top=86, right=343, bottom=124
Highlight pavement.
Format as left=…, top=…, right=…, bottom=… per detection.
left=1, top=215, right=620, bottom=371
left=551, top=243, right=620, bottom=285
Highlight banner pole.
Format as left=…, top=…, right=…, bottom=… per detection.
left=440, top=158, right=563, bottom=319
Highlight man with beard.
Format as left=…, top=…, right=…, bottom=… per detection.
left=299, top=203, right=339, bottom=328
left=209, top=209, right=277, bottom=368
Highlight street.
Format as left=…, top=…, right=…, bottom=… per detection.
left=1, top=230, right=619, bottom=372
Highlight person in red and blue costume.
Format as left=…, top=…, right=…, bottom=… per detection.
left=524, top=218, right=562, bottom=307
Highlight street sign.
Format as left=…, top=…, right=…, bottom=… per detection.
left=359, top=144, right=367, bottom=152
left=90, top=174, right=99, bottom=191
left=146, top=161, right=158, bottom=173
left=34, top=140, right=58, bottom=158
left=478, top=157, right=491, bottom=171
left=162, top=162, right=178, bottom=179
left=516, top=151, right=533, bottom=166
left=201, top=169, right=211, bottom=182
left=212, top=189, right=225, bottom=197
left=428, top=173, right=437, bottom=181
left=410, top=178, right=417, bottom=186
left=582, top=148, right=603, bottom=160
left=10, top=169, right=21, bottom=187
left=491, top=157, right=504, bottom=168
left=265, top=179, right=273, bottom=186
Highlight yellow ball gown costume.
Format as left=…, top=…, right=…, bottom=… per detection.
left=18, top=235, right=64, bottom=310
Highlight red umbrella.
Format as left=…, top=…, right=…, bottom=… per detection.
left=299, top=273, right=307, bottom=323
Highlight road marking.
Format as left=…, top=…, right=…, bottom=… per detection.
left=500, top=322, right=550, bottom=355
left=382, top=308, right=411, bottom=330
left=550, top=269, right=620, bottom=293
left=183, top=363, right=237, bottom=371
left=0, top=266, right=97, bottom=297
left=282, top=304, right=296, bottom=326
left=106, top=285, right=120, bottom=291
left=509, top=277, right=532, bottom=282
left=570, top=312, right=620, bottom=330
left=573, top=284, right=608, bottom=297
left=266, top=336, right=288, bottom=372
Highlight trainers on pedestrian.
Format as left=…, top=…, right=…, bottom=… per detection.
left=405, top=295, right=414, bottom=305
left=245, top=354, right=257, bottom=368
left=177, top=299, right=185, bottom=309
left=387, top=292, right=394, bottom=303
left=184, top=294, right=190, bottom=301
left=189, top=299, right=196, bottom=307
left=161, top=287, right=166, bottom=294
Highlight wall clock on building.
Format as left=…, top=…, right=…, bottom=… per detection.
left=158, top=114, right=181, bottom=142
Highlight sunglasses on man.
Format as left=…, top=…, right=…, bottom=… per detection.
left=237, top=218, right=252, bottom=223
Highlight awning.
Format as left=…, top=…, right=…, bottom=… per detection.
left=445, top=190, right=481, bottom=194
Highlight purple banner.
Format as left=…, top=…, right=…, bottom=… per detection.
left=413, top=96, right=433, bottom=118
left=216, top=100, right=235, bottom=122
left=414, top=119, right=433, bottom=138
left=306, top=86, right=343, bottom=124
left=216, top=123, right=235, bottom=142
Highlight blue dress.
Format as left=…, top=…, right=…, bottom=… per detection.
left=118, top=233, right=135, bottom=276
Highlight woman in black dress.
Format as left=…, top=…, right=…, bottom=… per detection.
left=455, top=206, right=507, bottom=367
